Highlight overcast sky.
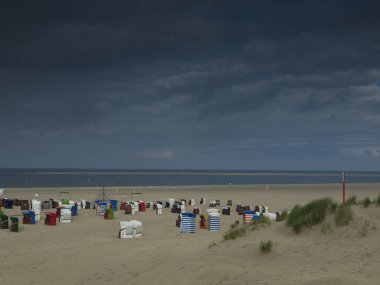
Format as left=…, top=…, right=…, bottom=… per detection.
left=1, top=0, right=379, bottom=171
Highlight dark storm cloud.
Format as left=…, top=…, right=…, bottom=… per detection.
left=1, top=1, right=250, bottom=72
left=1, top=0, right=380, bottom=169
left=3, top=0, right=376, bottom=73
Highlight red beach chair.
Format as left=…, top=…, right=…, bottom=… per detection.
left=45, top=212, right=57, bottom=226
left=139, top=202, right=146, bottom=212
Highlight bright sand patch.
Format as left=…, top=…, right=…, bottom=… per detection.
left=1, top=183, right=379, bottom=285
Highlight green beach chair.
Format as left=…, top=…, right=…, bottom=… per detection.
left=0, top=214, right=9, bottom=229
left=62, top=199, right=70, bottom=205
left=104, top=208, right=114, bottom=220
left=108, top=208, right=114, bottom=220
left=10, top=217, right=19, bottom=232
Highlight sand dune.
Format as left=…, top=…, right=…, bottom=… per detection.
left=1, top=184, right=379, bottom=285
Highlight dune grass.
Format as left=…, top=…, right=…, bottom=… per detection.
left=335, top=204, right=353, bottom=226
left=260, top=240, right=273, bottom=253
left=223, top=216, right=271, bottom=241
left=346, top=195, right=357, bottom=206
left=223, top=223, right=245, bottom=240
left=286, top=198, right=337, bottom=233
left=362, top=197, right=371, bottom=208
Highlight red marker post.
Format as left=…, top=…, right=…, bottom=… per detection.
left=342, top=172, right=346, bottom=207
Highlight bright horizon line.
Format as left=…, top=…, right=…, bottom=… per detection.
left=0, top=167, right=379, bottom=173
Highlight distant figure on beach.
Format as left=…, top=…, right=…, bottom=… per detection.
left=265, top=184, right=269, bottom=190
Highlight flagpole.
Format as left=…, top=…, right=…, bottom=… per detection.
left=342, top=172, right=346, bottom=207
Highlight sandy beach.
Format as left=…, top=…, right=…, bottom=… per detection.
left=1, top=183, right=379, bottom=285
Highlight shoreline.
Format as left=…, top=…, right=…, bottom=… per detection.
left=3, top=182, right=380, bottom=191
left=3, top=180, right=379, bottom=188
left=3, top=183, right=379, bottom=211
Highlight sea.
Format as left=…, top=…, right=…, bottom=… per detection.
left=1, top=168, right=380, bottom=188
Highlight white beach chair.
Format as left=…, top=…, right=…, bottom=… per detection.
left=32, top=200, right=42, bottom=211
left=96, top=202, right=107, bottom=216
left=119, top=221, right=134, bottom=239
left=207, top=208, right=219, bottom=214
left=34, top=208, right=41, bottom=221
left=60, top=208, right=72, bottom=223
left=156, top=203, right=163, bottom=215
left=131, top=204, right=137, bottom=215
left=131, top=220, right=143, bottom=238
left=133, top=201, right=139, bottom=213
left=119, top=220, right=142, bottom=239
left=263, top=212, right=276, bottom=221
left=168, top=198, right=175, bottom=208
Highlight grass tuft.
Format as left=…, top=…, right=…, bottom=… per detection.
left=223, top=216, right=271, bottom=240
left=223, top=224, right=242, bottom=240
left=335, top=205, right=353, bottom=226
left=260, top=240, right=273, bottom=253
left=362, top=197, right=371, bottom=208
left=346, top=195, right=357, bottom=206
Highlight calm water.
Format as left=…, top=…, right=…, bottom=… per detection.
left=1, top=168, right=380, bottom=188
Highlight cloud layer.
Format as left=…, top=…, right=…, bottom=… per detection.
left=1, top=0, right=379, bottom=170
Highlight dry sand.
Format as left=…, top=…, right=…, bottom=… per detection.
left=1, top=183, right=379, bottom=285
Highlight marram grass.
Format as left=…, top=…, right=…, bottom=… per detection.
left=362, top=197, right=371, bottom=208
left=286, top=197, right=337, bottom=233
left=260, top=240, right=273, bottom=253
left=335, top=204, right=353, bottom=226
left=223, top=216, right=271, bottom=241
left=346, top=195, right=357, bottom=206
